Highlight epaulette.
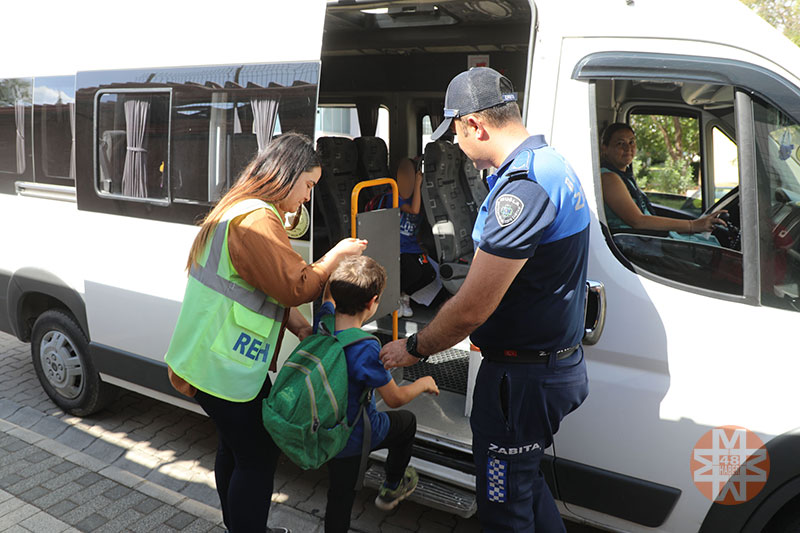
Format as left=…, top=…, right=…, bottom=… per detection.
left=505, top=149, right=533, bottom=178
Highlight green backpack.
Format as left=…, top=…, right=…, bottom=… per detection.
left=262, top=313, right=378, bottom=471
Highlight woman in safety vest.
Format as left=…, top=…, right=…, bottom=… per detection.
left=165, top=132, right=367, bottom=533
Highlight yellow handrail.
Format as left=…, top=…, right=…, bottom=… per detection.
left=350, top=178, right=400, bottom=341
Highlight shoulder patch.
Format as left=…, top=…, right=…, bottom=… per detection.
left=507, top=149, right=532, bottom=174
left=495, top=194, right=525, bottom=227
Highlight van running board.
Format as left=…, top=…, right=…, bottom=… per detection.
left=364, top=464, right=477, bottom=518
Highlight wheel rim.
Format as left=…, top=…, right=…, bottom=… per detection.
left=39, top=330, right=84, bottom=400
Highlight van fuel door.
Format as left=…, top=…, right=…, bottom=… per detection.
left=583, top=280, right=606, bottom=345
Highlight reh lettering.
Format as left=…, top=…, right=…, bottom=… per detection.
left=232, top=332, right=270, bottom=363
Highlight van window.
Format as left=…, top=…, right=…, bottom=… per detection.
left=752, top=96, right=800, bottom=312
left=316, top=105, right=389, bottom=148
left=595, top=80, right=743, bottom=297
left=711, top=126, right=739, bottom=201
left=0, top=78, right=33, bottom=181
left=96, top=91, right=170, bottom=201
left=34, top=76, right=76, bottom=184
left=629, top=111, right=703, bottom=216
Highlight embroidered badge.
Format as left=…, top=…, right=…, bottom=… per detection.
left=487, top=457, right=507, bottom=503
left=495, top=194, right=524, bottom=227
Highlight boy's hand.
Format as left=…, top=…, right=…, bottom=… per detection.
left=415, top=171, right=423, bottom=186
left=418, top=376, right=439, bottom=396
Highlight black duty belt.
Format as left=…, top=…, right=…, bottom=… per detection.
left=481, top=344, right=580, bottom=364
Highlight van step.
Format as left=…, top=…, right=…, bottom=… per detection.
left=364, top=464, right=477, bottom=518
left=403, top=348, right=470, bottom=395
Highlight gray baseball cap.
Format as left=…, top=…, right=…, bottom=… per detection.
left=431, top=67, right=518, bottom=141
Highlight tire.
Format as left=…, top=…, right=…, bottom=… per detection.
left=767, top=507, right=800, bottom=533
left=30, top=309, right=118, bottom=416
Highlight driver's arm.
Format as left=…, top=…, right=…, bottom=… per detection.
left=602, top=172, right=696, bottom=232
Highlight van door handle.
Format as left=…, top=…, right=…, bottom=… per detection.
left=583, top=280, right=606, bottom=346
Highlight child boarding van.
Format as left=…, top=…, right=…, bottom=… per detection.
left=2, top=0, right=800, bottom=530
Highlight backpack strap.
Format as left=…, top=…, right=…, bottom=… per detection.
left=333, top=327, right=380, bottom=491
left=354, top=387, right=373, bottom=491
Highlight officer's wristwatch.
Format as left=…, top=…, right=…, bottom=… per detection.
left=405, top=333, right=428, bottom=361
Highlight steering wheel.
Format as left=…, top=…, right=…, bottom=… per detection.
left=711, top=212, right=741, bottom=251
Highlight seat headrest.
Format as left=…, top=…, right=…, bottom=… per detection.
left=355, top=136, right=389, bottom=179
left=317, top=136, right=358, bottom=174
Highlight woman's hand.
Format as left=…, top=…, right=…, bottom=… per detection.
left=691, top=210, right=728, bottom=233
left=332, top=238, right=368, bottom=258
left=296, top=324, right=314, bottom=342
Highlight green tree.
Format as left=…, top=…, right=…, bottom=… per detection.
left=740, top=0, right=800, bottom=46
left=631, top=114, right=700, bottom=195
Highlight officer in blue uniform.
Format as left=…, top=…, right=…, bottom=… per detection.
left=380, top=67, right=590, bottom=532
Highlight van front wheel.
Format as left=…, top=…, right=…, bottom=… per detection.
left=31, top=310, right=117, bottom=416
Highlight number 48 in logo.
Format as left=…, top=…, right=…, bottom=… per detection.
left=564, top=175, right=585, bottom=211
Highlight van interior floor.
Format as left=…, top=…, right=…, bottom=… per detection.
left=375, top=384, right=473, bottom=445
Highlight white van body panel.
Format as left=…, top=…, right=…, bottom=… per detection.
left=527, top=5, right=800, bottom=529
left=0, top=0, right=327, bottom=78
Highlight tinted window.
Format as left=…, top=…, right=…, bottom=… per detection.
left=34, top=76, right=76, bottom=184
left=76, top=63, right=319, bottom=224
left=752, top=96, right=800, bottom=312
left=96, top=91, right=170, bottom=201
left=0, top=78, right=33, bottom=184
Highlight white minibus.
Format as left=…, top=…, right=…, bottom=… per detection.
left=2, top=0, right=800, bottom=530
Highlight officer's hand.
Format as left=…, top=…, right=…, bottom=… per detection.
left=417, top=376, right=439, bottom=396
left=380, top=339, right=419, bottom=369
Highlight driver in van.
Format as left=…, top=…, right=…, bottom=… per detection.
left=164, top=133, right=367, bottom=533
left=600, top=122, right=725, bottom=239
left=380, top=67, right=590, bottom=532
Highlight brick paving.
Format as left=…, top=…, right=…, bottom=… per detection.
left=0, top=331, right=599, bottom=532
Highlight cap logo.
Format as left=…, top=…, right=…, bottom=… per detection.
left=502, top=93, right=517, bottom=102
left=495, top=194, right=524, bottom=227
left=444, top=108, right=459, bottom=118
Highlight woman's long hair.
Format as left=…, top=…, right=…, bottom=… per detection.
left=186, top=132, right=320, bottom=270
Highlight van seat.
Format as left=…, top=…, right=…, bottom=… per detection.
left=355, top=136, right=390, bottom=180
left=316, top=136, right=359, bottom=243
left=461, top=157, right=488, bottom=223
left=421, top=140, right=476, bottom=294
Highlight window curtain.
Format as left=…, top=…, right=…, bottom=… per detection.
left=356, top=102, right=379, bottom=137
left=251, top=97, right=279, bottom=152
left=14, top=99, right=25, bottom=174
left=69, top=102, right=76, bottom=180
left=121, top=99, right=150, bottom=198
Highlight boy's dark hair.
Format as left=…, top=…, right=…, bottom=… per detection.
left=329, top=256, right=387, bottom=316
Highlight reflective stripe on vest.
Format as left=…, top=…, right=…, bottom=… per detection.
left=189, top=217, right=285, bottom=323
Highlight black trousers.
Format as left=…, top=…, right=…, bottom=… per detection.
left=400, top=253, right=436, bottom=295
left=324, top=410, right=417, bottom=533
left=195, top=378, right=280, bottom=533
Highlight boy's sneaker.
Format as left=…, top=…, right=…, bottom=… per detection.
left=375, top=466, right=418, bottom=511
left=399, top=294, right=413, bottom=318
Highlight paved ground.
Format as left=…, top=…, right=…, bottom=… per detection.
left=0, top=331, right=601, bottom=532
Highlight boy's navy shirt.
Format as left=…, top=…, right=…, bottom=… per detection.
left=470, top=135, right=591, bottom=352
left=399, top=196, right=423, bottom=254
left=315, top=301, right=391, bottom=457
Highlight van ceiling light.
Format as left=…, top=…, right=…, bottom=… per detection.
left=473, top=0, right=512, bottom=19
left=361, top=7, right=389, bottom=14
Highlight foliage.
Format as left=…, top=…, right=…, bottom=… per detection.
left=740, top=0, right=800, bottom=46
left=0, top=79, right=31, bottom=106
left=630, top=114, right=700, bottom=195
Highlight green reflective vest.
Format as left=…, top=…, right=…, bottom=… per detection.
left=165, top=199, right=286, bottom=402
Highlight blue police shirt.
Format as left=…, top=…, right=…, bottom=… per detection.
left=315, top=302, right=391, bottom=457
left=470, top=135, right=590, bottom=351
